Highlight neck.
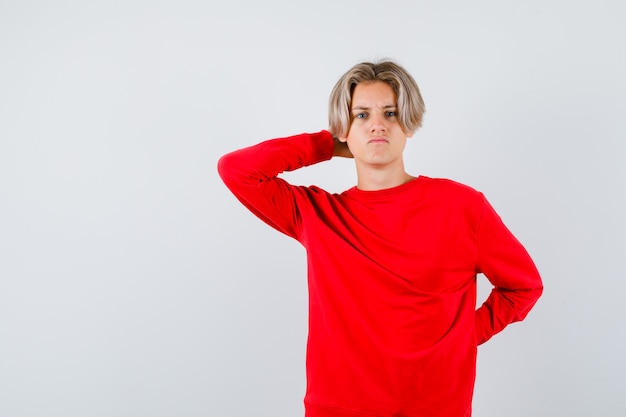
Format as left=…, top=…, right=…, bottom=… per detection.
left=355, top=161, right=415, bottom=191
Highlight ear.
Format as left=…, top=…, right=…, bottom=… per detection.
left=405, top=130, right=415, bottom=139
left=338, top=136, right=348, bottom=143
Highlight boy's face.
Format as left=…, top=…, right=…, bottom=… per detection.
left=341, top=81, right=413, bottom=170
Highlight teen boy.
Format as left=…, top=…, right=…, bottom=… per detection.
left=218, top=61, right=543, bottom=417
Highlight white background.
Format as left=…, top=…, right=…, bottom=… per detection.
left=1, top=1, right=625, bottom=416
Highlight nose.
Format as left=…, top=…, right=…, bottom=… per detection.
left=369, top=113, right=387, bottom=133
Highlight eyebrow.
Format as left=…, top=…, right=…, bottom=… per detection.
left=351, top=105, right=397, bottom=111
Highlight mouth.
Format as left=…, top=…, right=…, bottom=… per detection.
left=368, top=137, right=389, bottom=144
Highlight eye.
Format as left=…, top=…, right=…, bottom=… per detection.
left=355, top=112, right=367, bottom=119
left=385, top=111, right=397, bottom=117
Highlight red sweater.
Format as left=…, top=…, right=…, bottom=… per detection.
left=217, top=131, right=543, bottom=417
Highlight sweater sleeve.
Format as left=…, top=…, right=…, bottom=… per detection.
left=474, top=195, right=543, bottom=345
left=217, top=130, right=335, bottom=240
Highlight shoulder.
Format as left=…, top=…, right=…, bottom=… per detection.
left=292, top=184, right=338, bottom=204
left=419, top=176, right=483, bottom=201
left=414, top=178, right=487, bottom=233
left=418, top=176, right=487, bottom=223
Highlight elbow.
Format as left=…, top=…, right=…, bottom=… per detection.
left=531, top=271, right=544, bottom=302
left=217, top=153, right=233, bottom=182
left=517, top=279, right=544, bottom=321
left=217, top=151, right=245, bottom=189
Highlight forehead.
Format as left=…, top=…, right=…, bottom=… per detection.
left=351, top=81, right=397, bottom=107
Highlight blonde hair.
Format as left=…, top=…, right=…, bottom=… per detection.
left=328, top=61, right=425, bottom=138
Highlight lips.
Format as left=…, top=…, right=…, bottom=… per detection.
left=368, top=137, right=389, bottom=144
